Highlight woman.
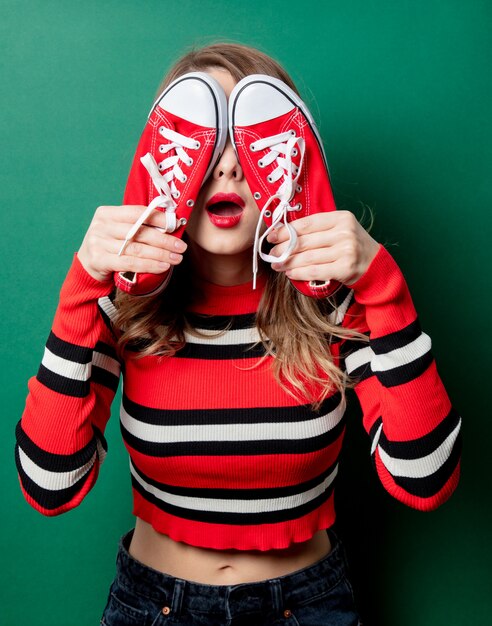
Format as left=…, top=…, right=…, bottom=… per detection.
left=15, top=43, right=461, bottom=625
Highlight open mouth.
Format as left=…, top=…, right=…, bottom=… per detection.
left=207, top=201, right=244, bottom=216
left=206, top=193, right=245, bottom=228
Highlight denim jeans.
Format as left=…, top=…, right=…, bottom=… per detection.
left=100, top=528, right=361, bottom=626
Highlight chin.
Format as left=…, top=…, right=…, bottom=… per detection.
left=192, top=239, right=254, bottom=257
left=186, top=224, right=256, bottom=257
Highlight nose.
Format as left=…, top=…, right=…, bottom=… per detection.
left=212, top=137, right=243, bottom=181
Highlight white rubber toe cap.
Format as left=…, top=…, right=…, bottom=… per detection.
left=156, top=72, right=226, bottom=129
left=230, top=74, right=296, bottom=127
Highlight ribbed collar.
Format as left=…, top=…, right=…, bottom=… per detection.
left=188, top=272, right=267, bottom=316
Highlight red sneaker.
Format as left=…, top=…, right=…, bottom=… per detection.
left=116, top=72, right=227, bottom=296
left=229, top=74, right=341, bottom=298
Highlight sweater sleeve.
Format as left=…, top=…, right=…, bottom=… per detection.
left=14, top=254, right=121, bottom=516
left=339, top=244, right=461, bottom=511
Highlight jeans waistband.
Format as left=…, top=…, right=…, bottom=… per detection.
left=114, top=527, right=349, bottom=620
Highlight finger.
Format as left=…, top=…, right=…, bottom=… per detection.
left=267, top=212, right=340, bottom=244
left=110, top=251, right=172, bottom=275
left=284, top=253, right=364, bottom=286
left=105, top=238, right=185, bottom=266
left=269, top=228, right=342, bottom=260
left=102, top=205, right=174, bottom=231
left=107, top=222, right=188, bottom=253
left=271, top=245, right=339, bottom=271
left=283, top=259, right=346, bottom=284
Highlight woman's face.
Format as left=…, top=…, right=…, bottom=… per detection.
left=185, top=68, right=263, bottom=261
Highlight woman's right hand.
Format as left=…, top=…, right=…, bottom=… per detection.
left=77, top=205, right=188, bottom=282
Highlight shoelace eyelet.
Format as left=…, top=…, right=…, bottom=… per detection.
left=250, top=129, right=307, bottom=289
left=250, top=143, right=256, bottom=151
left=121, top=124, right=196, bottom=250
left=254, top=192, right=261, bottom=200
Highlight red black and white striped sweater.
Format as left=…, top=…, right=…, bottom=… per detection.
left=15, top=244, right=461, bottom=550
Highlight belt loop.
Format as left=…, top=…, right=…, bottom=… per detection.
left=171, top=578, right=186, bottom=618
left=270, top=579, right=283, bottom=616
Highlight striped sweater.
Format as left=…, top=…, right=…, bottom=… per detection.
left=15, top=244, right=461, bottom=550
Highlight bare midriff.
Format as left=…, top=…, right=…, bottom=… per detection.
left=128, top=517, right=332, bottom=585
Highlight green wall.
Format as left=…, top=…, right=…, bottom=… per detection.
left=2, top=1, right=490, bottom=624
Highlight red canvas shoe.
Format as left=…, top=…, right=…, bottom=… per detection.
left=229, top=74, right=341, bottom=298
left=116, top=72, right=227, bottom=296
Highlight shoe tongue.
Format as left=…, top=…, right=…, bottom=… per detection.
left=208, top=201, right=243, bottom=216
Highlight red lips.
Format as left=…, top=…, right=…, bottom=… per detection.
left=206, top=193, right=245, bottom=228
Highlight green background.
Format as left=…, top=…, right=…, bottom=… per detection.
left=1, top=1, right=490, bottom=624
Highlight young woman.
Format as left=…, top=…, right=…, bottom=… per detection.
left=15, top=43, right=461, bottom=625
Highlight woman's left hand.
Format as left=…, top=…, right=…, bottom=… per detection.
left=267, top=210, right=380, bottom=286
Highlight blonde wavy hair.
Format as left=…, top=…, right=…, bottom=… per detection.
left=115, top=42, right=368, bottom=408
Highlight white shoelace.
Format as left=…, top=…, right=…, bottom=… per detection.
left=251, top=130, right=305, bottom=288
left=118, top=126, right=200, bottom=256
